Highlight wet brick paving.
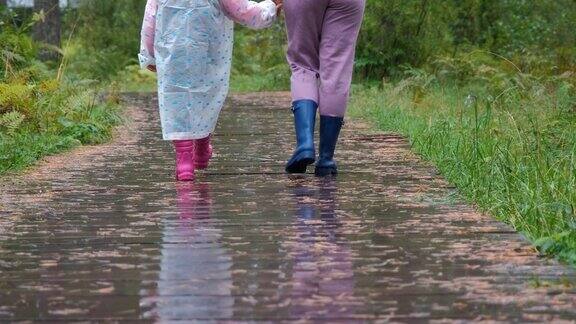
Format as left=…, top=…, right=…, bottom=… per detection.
left=0, top=92, right=575, bottom=322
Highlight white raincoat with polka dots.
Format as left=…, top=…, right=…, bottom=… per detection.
left=139, top=0, right=277, bottom=140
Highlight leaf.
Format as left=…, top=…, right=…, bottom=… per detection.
left=0, top=111, right=25, bottom=135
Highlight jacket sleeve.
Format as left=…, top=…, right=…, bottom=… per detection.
left=220, top=0, right=277, bottom=30
left=138, top=0, right=158, bottom=69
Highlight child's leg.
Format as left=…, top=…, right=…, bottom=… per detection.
left=284, top=0, right=329, bottom=104
left=194, top=135, right=213, bottom=170
left=318, top=0, right=365, bottom=117
left=173, top=140, right=195, bottom=181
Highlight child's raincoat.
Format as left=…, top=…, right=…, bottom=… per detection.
left=139, top=0, right=276, bottom=140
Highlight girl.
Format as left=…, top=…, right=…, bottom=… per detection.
left=139, top=0, right=281, bottom=181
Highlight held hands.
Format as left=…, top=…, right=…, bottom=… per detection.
left=273, top=0, right=283, bottom=16
left=147, top=65, right=157, bottom=73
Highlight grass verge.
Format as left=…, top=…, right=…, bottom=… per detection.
left=349, top=81, right=576, bottom=264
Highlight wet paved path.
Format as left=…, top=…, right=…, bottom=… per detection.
left=1, top=92, right=575, bottom=322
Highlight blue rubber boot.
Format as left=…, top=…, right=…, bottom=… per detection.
left=315, top=115, right=344, bottom=177
left=285, top=100, right=318, bottom=174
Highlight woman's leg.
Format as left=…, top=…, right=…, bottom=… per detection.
left=284, top=0, right=329, bottom=173
left=318, top=0, right=365, bottom=117
left=284, top=0, right=328, bottom=104
left=315, top=0, right=365, bottom=176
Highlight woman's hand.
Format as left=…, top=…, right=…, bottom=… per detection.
left=147, top=65, right=157, bottom=73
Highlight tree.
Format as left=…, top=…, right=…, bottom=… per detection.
left=33, top=0, right=61, bottom=61
left=0, top=0, right=7, bottom=8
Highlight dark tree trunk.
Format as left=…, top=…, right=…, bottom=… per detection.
left=33, top=0, right=61, bottom=61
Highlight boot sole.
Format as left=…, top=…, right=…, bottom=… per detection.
left=286, top=150, right=315, bottom=174
left=176, top=172, right=195, bottom=181
left=315, top=166, right=338, bottom=177
left=286, top=158, right=315, bottom=174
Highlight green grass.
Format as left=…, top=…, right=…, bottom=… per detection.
left=0, top=81, right=122, bottom=175
left=230, top=68, right=290, bottom=93
left=349, top=80, right=576, bottom=264
left=113, top=64, right=157, bottom=93
left=0, top=67, right=122, bottom=175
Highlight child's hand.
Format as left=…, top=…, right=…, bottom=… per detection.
left=147, top=65, right=157, bottom=73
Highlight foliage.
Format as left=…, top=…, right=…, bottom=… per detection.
left=226, top=0, right=576, bottom=82
left=356, top=0, right=454, bottom=77
left=62, top=0, right=147, bottom=80
left=231, top=22, right=290, bottom=91
left=59, top=0, right=576, bottom=90
left=0, top=7, right=121, bottom=175
left=0, top=8, right=39, bottom=77
left=357, top=0, right=575, bottom=79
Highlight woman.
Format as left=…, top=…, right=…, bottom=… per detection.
left=283, top=0, right=365, bottom=176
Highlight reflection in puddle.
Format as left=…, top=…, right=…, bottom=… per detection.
left=288, top=179, right=357, bottom=319
left=144, top=182, right=233, bottom=320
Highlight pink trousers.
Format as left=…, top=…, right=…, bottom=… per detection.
left=285, top=0, right=365, bottom=117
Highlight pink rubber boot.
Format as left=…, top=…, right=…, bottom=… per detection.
left=173, top=140, right=195, bottom=181
left=194, top=136, right=213, bottom=170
